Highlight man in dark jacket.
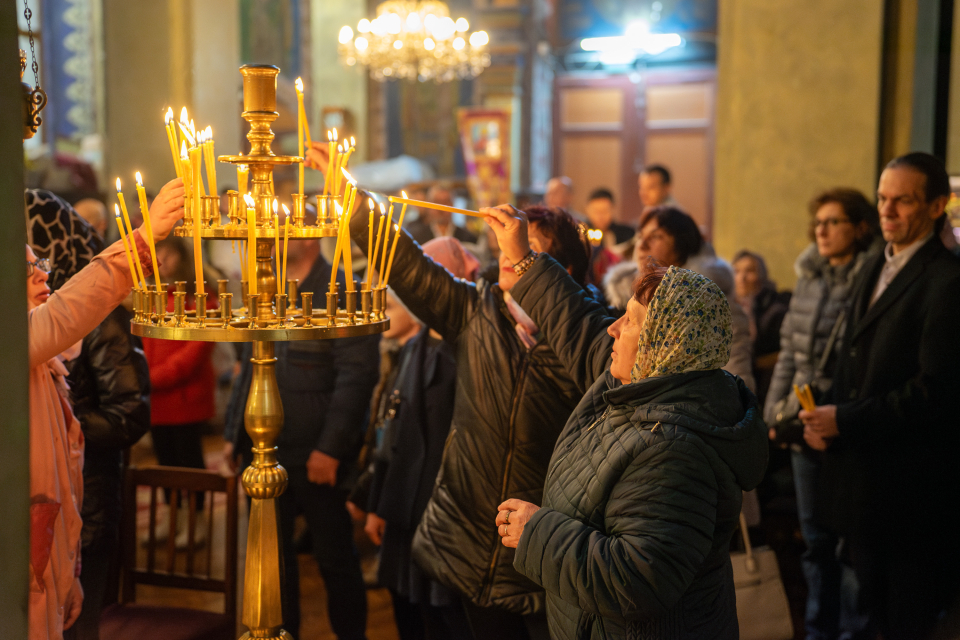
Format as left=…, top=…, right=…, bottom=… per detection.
left=349, top=202, right=591, bottom=640
left=802, top=152, right=960, bottom=639
left=225, top=234, right=380, bottom=640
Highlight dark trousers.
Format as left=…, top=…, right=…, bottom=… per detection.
left=152, top=423, right=207, bottom=508
left=62, top=546, right=113, bottom=640
left=279, top=465, right=367, bottom=640
left=461, top=598, right=549, bottom=640
left=390, top=590, right=473, bottom=640
left=792, top=450, right=867, bottom=640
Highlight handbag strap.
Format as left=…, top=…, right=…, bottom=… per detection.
left=814, top=308, right=846, bottom=376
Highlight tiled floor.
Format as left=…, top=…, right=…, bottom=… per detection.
left=128, top=432, right=400, bottom=640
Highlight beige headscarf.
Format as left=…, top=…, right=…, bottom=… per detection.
left=632, top=266, right=733, bottom=382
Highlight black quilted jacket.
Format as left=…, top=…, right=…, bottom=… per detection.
left=349, top=212, right=584, bottom=614
left=510, top=256, right=769, bottom=640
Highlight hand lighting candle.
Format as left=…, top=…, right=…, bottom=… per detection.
left=114, top=204, right=140, bottom=287
left=244, top=193, right=257, bottom=296
left=116, top=179, right=147, bottom=289
left=135, top=171, right=162, bottom=288
left=164, top=108, right=182, bottom=179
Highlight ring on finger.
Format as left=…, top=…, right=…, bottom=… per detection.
left=504, top=511, right=511, bottom=524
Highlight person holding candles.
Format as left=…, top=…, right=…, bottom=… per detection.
left=223, top=204, right=381, bottom=640
left=25, top=178, right=184, bottom=640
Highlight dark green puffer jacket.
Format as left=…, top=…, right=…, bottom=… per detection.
left=510, top=256, right=769, bottom=640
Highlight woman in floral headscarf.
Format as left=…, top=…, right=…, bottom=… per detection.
left=483, top=206, right=768, bottom=640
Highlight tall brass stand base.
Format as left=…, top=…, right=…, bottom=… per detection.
left=239, top=341, right=293, bottom=640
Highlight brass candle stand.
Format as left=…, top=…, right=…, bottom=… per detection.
left=130, top=64, right=389, bottom=640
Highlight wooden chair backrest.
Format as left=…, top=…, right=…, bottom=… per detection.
left=119, top=465, right=238, bottom=623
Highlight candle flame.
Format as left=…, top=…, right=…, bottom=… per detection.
left=332, top=127, right=338, bottom=141
left=350, top=136, right=356, bottom=147
left=180, top=106, right=189, bottom=124
left=180, top=140, right=188, bottom=159
left=189, top=119, right=196, bottom=136
left=243, top=193, right=255, bottom=207
left=340, top=167, right=356, bottom=185
left=380, top=202, right=387, bottom=214
left=272, top=198, right=278, bottom=214
left=295, top=77, right=304, bottom=93
left=135, top=171, right=143, bottom=186
left=238, top=164, right=248, bottom=172
left=327, top=130, right=333, bottom=142
left=116, top=177, right=122, bottom=192
left=338, top=143, right=343, bottom=153
left=281, top=203, right=290, bottom=215
left=165, top=108, right=172, bottom=124
left=368, top=198, right=374, bottom=210
left=114, top=204, right=121, bottom=218
left=205, top=125, right=212, bottom=138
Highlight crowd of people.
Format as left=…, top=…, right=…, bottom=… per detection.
left=24, top=148, right=960, bottom=640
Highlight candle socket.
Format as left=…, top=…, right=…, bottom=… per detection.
left=275, top=294, right=287, bottom=326
left=142, top=287, right=154, bottom=323
left=326, top=284, right=339, bottom=327
left=202, top=195, right=220, bottom=228
left=220, top=293, right=233, bottom=327
left=257, top=194, right=273, bottom=225
left=248, top=294, right=260, bottom=329
left=287, top=280, right=298, bottom=310
left=345, top=289, right=357, bottom=324
left=292, top=194, right=306, bottom=227
left=371, top=286, right=383, bottom=320
left=154, top=286, right=167, bottom=325
left=226, top=191, right=240, bottom=225
left=196, top=293, right=207, bottom=328
left=361, top=287, right=372, bottom=322
left=218, top=279, right=229, bottom=297
left=301, top=292, right=313, bottom=326
left=241, top=281, right=249, bottom=315
left=132, top=289, right=143, bottom=323
left=175, top=280, right=187, bottom=294
left=317, top=194, right=337, bottom=226
left=174, top=292, right=187, bottom=327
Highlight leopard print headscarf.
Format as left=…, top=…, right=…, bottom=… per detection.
left=25, top=189, right=102, bottom=292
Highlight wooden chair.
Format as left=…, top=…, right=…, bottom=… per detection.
left=100, top=465, right=239, bottom=640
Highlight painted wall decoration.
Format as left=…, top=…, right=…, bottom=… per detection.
left=458, top=107, right=512, bottom=207
left=40, top=0, right=99, bottom=141
left=240, top=0, right=303, bottom=77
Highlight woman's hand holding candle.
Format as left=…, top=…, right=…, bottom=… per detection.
left=141, top=178, right=186, bottom=240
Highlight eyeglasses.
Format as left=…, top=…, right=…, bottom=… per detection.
left=27, top=258, right=51, bottom=277
left=812, top=218, right=852, bottom=229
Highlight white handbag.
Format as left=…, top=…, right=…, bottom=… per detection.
left=731, top=512, right=794, bottom=640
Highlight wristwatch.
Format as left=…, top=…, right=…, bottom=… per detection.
left=512, top=250, right=539, bottom=277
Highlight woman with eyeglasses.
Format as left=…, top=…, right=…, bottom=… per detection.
left=26, top=179, right=184, bottom=640
left=763, top=187, right=880, bottom=640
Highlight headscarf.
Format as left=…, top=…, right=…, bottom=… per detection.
left=422, top=236, right=481, bottom=281
left=631, top=266, right=732, bottom=382
left=25, top=189, right=103, bottom=292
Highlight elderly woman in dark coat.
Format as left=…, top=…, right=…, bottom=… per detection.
left=485, top=206, right=768, bottom=640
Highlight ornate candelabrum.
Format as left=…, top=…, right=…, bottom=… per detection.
left=131, top=64, right=389, bottom=640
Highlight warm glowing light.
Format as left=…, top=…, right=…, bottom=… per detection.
left=357, top=18, right=371, bottom=33
left=114, top=204, right=121, bottom=217
left=341, top=167, right=357, bottom=185
left=394, top=39, right=403, bottom=49
left=295, top=77, right=304, bottom=93
left=135, top=171, right=143, bottom=186
left=115, top=177, right=122, bottom=192
left=179, top=106, right=188, bottom=124
left=406, top=13, right=420, bottom=30
left=165, top=108, right=173, bottom=124
left=332, top=128, right=339, bottom=141
left=339, top=26, right=354, bottom=44
left=205, top=125, right=212, bottom=138
left=424, top=37, right=435, bottom=51
left=455, top=18, right=469, bottom=32
left=469, top=31, right=489, bottom=46
left=453, top=37, right=465, bottom=50
left=350, top=136, right=356, bottom=147
left=243, top=193, right=255, bottom=207
left=273, top=198, right=278, bottom=215
left=402, top=190, right=408, bottom=198
left=180, top=141, right=188, bottom=159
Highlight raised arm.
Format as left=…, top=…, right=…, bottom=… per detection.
left=349, top=199, right=479, bottom=341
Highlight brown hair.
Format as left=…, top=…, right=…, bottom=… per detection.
left=525, top=205, right=591, bottom=287
left=632, top=258, right=669, bottom=306
left=807, top=188, right=879, bottom=252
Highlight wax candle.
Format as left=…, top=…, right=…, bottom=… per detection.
left=322, top=130, right=334, bottom=196
left=237, top=164, right=249, bottom=201
left=281, top=204, right=291, bottom=292
left=295, top=78, right=306, bottom=197
left=189, top=145, right=205, bottom=297
left=116, top=178, right=147, bottom=289
left=333, top=143, right=345, bottom=196
left=378, top=205, right=392, bottom=287
left=203, top=125, right=217, bottom=196
left=273, top=199, right=280, bottom=282
left=135, top=171, right=162, bottom=287
left=370, top=203, right=387, bottom=283
left=330, top=201, right=347, bottom=290
left=114, top=205, right=140, bottom=287
left=165, top=108, right=182, bottom=179
left=244, top=194, right=258, bottom=296
left=383, top=192, right=409, bottom=287
left=366, top=201, right=374, bottom=288
left=341, top=179, right=359, bottom=292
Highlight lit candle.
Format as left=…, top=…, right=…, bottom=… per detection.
left=322, top=130, right=334, bottom=196
left=341, top=177, right=359, bottom=292
left=116, top=178, right=147, bottom=289
left=383, top=191, right=409, bottom=287
left=244, top=193, right=257, bottom=296
left=340, top=138, right=356, bottom=186
left=237, top=164, right=249, bottom=202
left=273, top=199, right=280, bottom=282
left=178, top=106, right=196, bottom=147
left=164, top=108, right=181, bottom=179
left=333, top=143, right=347, bottom=197
left=203, top=125, right=217, bottom=196
left=135, top=171, right=162, bottom=288
left=378, top=205, right=392, bottom=288
left=114, top=205, right=140, bottom=287
left=370, top=203, right=387, bottom=283
left=295, top=78, right=308, bottom=198
left=281, top=204, right=291, bottom=293
left=189, top=145, right=205, bottom=297
left=366, top=200, right=374, bottom=288
left=330, top=201, right=346, bottom=290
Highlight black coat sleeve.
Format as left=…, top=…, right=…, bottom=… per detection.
left=350, top=202, right=479, bottom=341
left=73, top=308, right=151, bottom=450
left=510, top=255, right=616, bottom=395
left=316, top=333, right=381, bottom=461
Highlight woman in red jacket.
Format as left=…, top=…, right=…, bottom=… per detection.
left=142, top=236, right=215, bottom=547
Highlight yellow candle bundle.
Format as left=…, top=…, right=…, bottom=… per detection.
left=370, top=203, right=387, bottom=284
left=114, top=205, right=140, bottom=288
left=135, top=171, right=162, bottom=287
left=202, top=126, right=217, bottom=196
left=793, top=384, right=816, bottom=412
left=115, top=180, right=147, bottom=290
left=164, top=108, right=181, bottom=179
left=281, top=204, right=291, bottom=294
left=383, top=193, right=409, bottom=287
left=244, top=194, right=258, bottom=296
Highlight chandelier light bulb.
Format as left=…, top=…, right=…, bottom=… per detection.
left=357, top=18, right=371, bottom=33
left=385, top=12, right=402, bottom=34
left=424, top=14, right=438, bottom=32
left=469, top=30, right=489, bottom=47
left=455, top=18, right=469, bottom=32
left=339, top=26, right=354, bottom=44
left=355, top=36, right=369, bottom=51
left=371, top=18, right=387, bottom=36
left=394, top=39, right=403, bottom=49
left=424, top=37, right=436, bottom=51
left=406, top=13, right=420, bottom=30
left=453, top=36, right=465, bottom=50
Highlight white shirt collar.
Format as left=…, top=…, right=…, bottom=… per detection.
left=883, top=231, right=934, bottom=269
